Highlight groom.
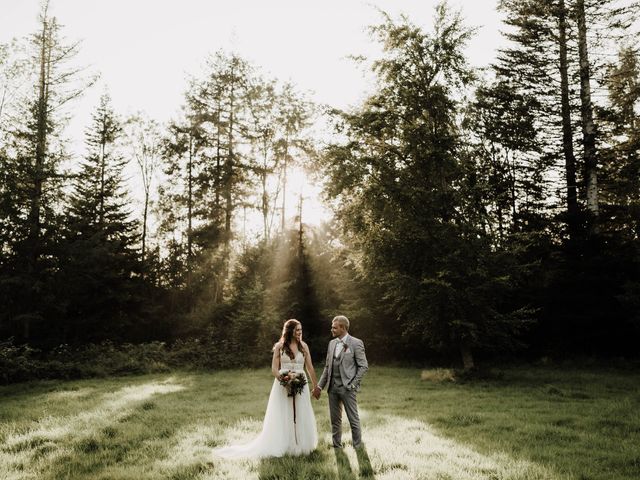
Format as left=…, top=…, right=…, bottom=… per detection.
left=312, top=315, right=368, bottom=449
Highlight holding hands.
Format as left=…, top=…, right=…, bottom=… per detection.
left=312, top=385, right=321, bottom=399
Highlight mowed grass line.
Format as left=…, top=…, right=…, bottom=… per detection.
left=0, top=366, right=638, bottom=479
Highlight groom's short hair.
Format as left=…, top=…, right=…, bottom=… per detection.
left=333, top=315, right=350, bottom=330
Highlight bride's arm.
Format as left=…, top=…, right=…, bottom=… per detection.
left=271, top=342, right=282, bottom=378
left=302, top=342, right=318, bottom=387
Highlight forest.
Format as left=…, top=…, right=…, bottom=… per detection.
left=1, top=0, right=639, bottom=382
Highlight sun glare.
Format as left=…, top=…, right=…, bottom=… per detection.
left=285, top=167, right=331, bottom=228
left=240, top=166, right=332, bottom=242
left=207, top=411, right=556, bottom=480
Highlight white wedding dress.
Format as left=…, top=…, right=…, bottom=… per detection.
left=213, top=350, right=318, bottom=459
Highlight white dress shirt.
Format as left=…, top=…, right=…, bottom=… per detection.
left=334, top=334, right=350, bottom=358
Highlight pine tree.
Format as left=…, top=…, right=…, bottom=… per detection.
left=323, top=4, right=533, bottom=368
left=61, top=94, right=140, bottom=342
left=497, top=0, right=581, bottom=237
left=158, top=112, right=207, bottom=300
left=246, top=77, right=279, bottom=242
left=466, top=79, right=544, bottom=239
left=0, top=2, right=93, bottom=343
left=185, top=51, right=254, bottom=301
left=497, top=0, right=639, bottom=236
left=124, top=113, right=162, bottom=280
left=599, top=47, right=640, bottom=236
left=575, top=0, right=599, bottom=224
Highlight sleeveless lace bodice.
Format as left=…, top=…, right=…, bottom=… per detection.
left=280, top=350, right=305, bottom=373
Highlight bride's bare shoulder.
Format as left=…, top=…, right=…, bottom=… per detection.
left=273, top=341, right=284, bottom=352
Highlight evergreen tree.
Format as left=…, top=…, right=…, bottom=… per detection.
left=184, top=51, right=254, bottom=303
left=60, top=94, right=141, bottom=342
left=465, top=80, right=545, bottom=239
left=497, top=0, right=639, bottom=236
left=497, top=0, right=581, bottom=237
left=124, top=113, right=162, bottom=280
left=323, top=4, right=533, bottom=367
left=245, top=77, right=280, bottom=242
left=266, top=224, right=323, bottom=359
left=0, top=3, right=93, bottom=344
left=158, top=111, right=207, bottom=302
left=599, top=47, right=640, bottom=237
left=190, top=52, right=253, bottom=251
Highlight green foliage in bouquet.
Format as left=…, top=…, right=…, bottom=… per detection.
left=278, top=370, right=307, bottom=397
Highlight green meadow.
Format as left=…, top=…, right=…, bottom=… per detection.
left=1, top=366, right=639, bottom=480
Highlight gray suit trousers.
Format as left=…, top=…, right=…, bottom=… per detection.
left=328, top=386, right=361, bottom=448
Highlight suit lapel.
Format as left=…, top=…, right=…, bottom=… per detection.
left=338, top=337, right=350, bottom=363
left=329, top=338, right=338, bottom=360
left=327, top=339, right=337, bottom=385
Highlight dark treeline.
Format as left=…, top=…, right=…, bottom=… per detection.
left=1, top=1, right=639, bottom=377
left=323, top=0, right=640, bottom=367
left=0, top=3, right=331, bottom=368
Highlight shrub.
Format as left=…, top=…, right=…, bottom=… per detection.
left=0, top=334, right=284, bottom=385
left=0, top=338, right=40, bottom=384
left=420, top=368, right=456, bottom=383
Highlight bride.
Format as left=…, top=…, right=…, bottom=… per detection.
left=213, top=319, right=319, bottom=459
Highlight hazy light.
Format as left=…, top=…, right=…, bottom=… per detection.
left=242, top=165, right=331, bottom=240
left=208, top=411, right=555, bottom=479
left=0, top=0, right=503, bottom=151
left=288, top=166, right=331, bottom=227
left=0, top=0, right=503, bottom=242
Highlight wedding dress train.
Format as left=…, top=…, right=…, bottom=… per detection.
left=213, top=350, right=318, bottom=459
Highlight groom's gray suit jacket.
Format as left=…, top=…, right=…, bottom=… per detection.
left=318, top=335, right=368, bottom=392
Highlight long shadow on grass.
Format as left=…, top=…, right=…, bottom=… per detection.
left=334, top=447, right=357, bottom=480
left=354, top=445, right=375, bottom=478
left=254, top=446, right=376, bottom=480
left=257, top=448, right=337, bottom=480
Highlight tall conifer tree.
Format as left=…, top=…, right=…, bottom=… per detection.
left=62, top=94, right=140, bottom=342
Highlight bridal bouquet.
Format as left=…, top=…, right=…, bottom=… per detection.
left=278, top=369, right=307, bottom=397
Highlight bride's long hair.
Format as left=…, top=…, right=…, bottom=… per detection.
left=277, top=319, right=304, bottom=360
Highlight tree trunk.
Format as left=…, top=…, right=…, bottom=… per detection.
left=29, top=15, right=49, bottom=260
left=224, top=63, right=235, bottom=248
left=186, top=131, right=194, bottom=305
left=215, top=102, right=222, bottom=225
left=557, top=0, right=579, bottom=238
left=507, top=150, right=517, bottom=226
left=262, top=154, right=269, bottom=241
left=99, top=118, right=106, bottom=226
left=298, top=193, right=303, bottom=249
left=281, top=140, right=288, bottom=233
left=575, top=0, right=599, bottom=227
left=141, top=190, right=148, bottom=280
left=187, top=133, right=193, bottom=260
left=24, top=11, right=51, bottom=340
left=0, top=83, right=7, bottom=121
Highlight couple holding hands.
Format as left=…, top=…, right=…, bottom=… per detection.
left=214, top=315, right=369, bottom=459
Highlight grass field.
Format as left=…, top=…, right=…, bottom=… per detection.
left=0, top=365, right=639, bottom=480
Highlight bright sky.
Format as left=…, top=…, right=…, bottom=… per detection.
left=0, top=0, right=504, bottom=233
